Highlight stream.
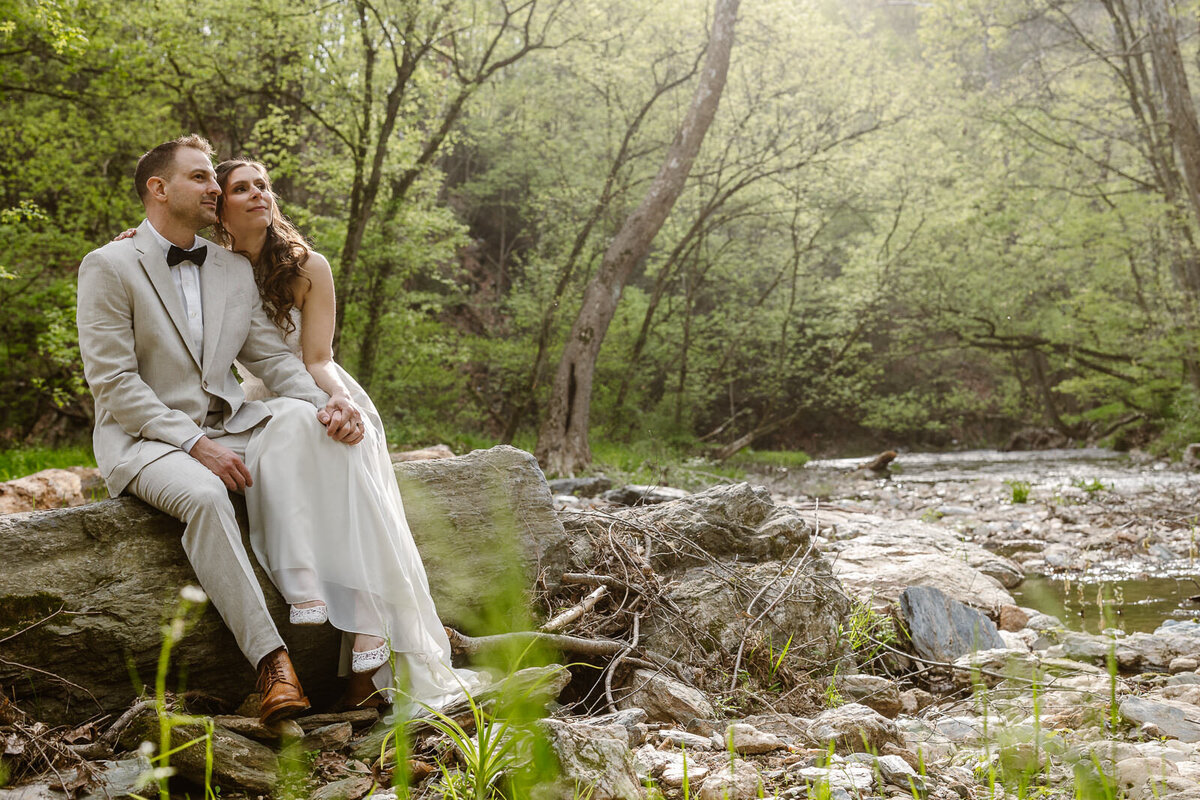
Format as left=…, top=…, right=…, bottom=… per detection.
left=751, top=448, right=1200, bottom=635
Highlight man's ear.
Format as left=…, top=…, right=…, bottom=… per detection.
left=145, top=175, right=168, bottom=203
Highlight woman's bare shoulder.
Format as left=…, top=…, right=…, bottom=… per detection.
left=295, top=250, right=334, bottom=309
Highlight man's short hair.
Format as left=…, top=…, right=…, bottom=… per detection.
left=134, top=134, right=214, bottom=203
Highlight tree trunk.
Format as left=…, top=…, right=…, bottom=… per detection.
left=534, top=0, right=741, bottom=476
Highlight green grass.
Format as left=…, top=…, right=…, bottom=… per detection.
left=725, top=448, right=811, bottom=469
left=0, top=444, right=95, bottom=481
left=588, top=438, right=744, bottom=489
left=1005, top=479, right=1032, bottom=504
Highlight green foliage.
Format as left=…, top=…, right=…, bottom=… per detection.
left=1005, top=480, right=1032, bottom=504
left=726, top=450, right=810, bottom=469
left=837, top=600, right=897, bottom=672
left=6, top=0, right=1200, bottom=457
left=0, top=444, right=95, bottom=481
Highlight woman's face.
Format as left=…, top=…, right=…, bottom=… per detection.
left=220, top=164, right=273, bottom=243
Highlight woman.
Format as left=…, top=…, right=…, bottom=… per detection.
left=214, top=158, right=479, bottom=711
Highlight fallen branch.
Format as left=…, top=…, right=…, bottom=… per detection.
left=444, top=627, right=687, bottom=680
left=561, top=573, right=641, bottom=594
left=446, top=627, right=628, bottom=658
left=541, top=585, right=608, bottom=633
left=604, top=613, right=641, bottom=713
left=68, top=698, right=156, bottom=759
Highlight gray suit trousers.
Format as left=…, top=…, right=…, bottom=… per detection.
left=128, top=404, right=305, bottom=668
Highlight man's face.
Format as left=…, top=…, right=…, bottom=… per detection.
left=156, top=147, right=220, bottom=230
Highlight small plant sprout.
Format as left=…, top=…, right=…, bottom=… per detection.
left=1005, top=479, right=1032, bottom=504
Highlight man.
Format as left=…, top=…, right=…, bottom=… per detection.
left=76, top=134, right=362, bottom=723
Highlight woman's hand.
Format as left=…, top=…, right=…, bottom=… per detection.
left=113, top=228, right=137, bottom=242
left=317, top=394, right=366, bottom=445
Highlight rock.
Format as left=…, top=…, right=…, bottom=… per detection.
left=310, top=776, right=377, bottom=800
left=808, top=703, right=904, bottom=754
left=1116, top=621, right=1200, bottom=672
left=0, top=787, right=61, bottom=800
left=724, top=722, right=786, bottom=754
left=634, top=744, right=709, bottom=788
left=1170, top=657, right=1199, bottom=674
left=574, top=484, right=851, bottom=673
left=999, top=605, right=1030, bottom=632
left=300, top=721, right=354, bottom=752
left=823, top=518, right=1018, bottom=614
left=616, top=668, right=714, bottom=725
left=390, top=444, right=455, bottom=462
left=296, top=709, right=380, bottom=731
left=875, top=754, right=920, bottom=790
left=834, top=675, right=902, bottom=718
left=794, top=764, right=875, bottom=792
left=1115, top=757, right=1180, bottom=799
left=601, top=484, right=691, bottom=506
left=573, top=708, right=647, bottom=747
left=0, top=446, right=567, bottom=723
left=899, top=688, right=934, bottom=716
left=656, top=728, right=717, bottom=750
left=1058, top=632, right=1141, bottom=671
left=0, top=467, right=103, bottom=514
left=1119, top=697, right=1200, bottom=743
left=536, top=718, right=642, bottom=800
left=900, top=586, right=1005, bottom=663
left=738, top=713, right=809, bottom=743
left=696, top=760, right=762, bottom=800
left=212, top=714, right=303, bottom=742
left=118, top=717, right=278, bottom=794
left=880, top=742, right=922, bottom=771
left=76, top=756, right=153, bottom=800
left=661, top=753, right=709, bottom=789
left=951, top=648, right=1040, bottom=688
left=547, top=476, right=613, bottom=497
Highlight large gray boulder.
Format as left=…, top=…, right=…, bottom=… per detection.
left=899, top=586, right=1006, bottom=663
left=0, top=446, right=567, bottom=724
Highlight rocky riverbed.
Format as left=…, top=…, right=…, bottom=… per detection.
left=4, top=447, right=1200, bottom=800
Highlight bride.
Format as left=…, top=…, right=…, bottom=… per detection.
left=210, top=158, right=479, bottom=711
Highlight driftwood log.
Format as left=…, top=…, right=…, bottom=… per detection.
left=0, top=445, right=569, bottom=724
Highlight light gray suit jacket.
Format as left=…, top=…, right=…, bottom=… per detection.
left=77, top=220, right=329, bottom=496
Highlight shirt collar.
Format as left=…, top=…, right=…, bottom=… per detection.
left=144, top=220, right=201, bottom=262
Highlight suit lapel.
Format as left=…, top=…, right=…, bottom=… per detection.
left=199, top=243, right=227, bottom=375
left=135, top=222, right=202, bottom=371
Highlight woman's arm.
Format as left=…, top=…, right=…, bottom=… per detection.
left=296, top=251, right=365, bottom=444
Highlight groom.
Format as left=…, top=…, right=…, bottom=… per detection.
left=76, top=134, right=362, bottom=724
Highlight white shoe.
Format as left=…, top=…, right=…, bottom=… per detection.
left=351, top=643, right=389, bottom=674
left=289, top=604, right=328, bottom=626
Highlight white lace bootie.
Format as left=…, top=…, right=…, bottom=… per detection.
left=351, top=643, right=389, bottom=674
left=289, top=603, right=329, bottom=626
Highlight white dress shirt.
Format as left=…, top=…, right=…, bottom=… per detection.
left=144, top=220, right=206, bottom=453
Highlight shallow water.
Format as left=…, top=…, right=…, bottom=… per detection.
left=772, top=447, right=1200, bottom=634
left=1012, top=575, right=1200, bottom=635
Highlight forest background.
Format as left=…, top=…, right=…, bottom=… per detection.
left=5, top=0, right=1200, bottom=476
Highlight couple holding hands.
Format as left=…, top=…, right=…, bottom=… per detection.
left=77, top=134, right=478, bottom=722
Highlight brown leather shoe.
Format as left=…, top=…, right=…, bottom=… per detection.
left=256, top=647, right=310, bottom=725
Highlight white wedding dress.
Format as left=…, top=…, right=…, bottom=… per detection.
left=238, top=309, right=483, bottom=711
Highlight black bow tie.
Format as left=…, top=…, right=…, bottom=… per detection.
left=167, top=244, right=207, bottom=267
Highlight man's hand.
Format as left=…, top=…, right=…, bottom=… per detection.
left=317, top=395, right=365, bottom=445
left=189, top=435, right=254, bottom=490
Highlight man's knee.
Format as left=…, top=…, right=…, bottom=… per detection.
left=179, top=471, right=236, bottom=519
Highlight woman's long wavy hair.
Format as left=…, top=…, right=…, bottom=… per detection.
left=213, top=159, right=311, bottom=335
